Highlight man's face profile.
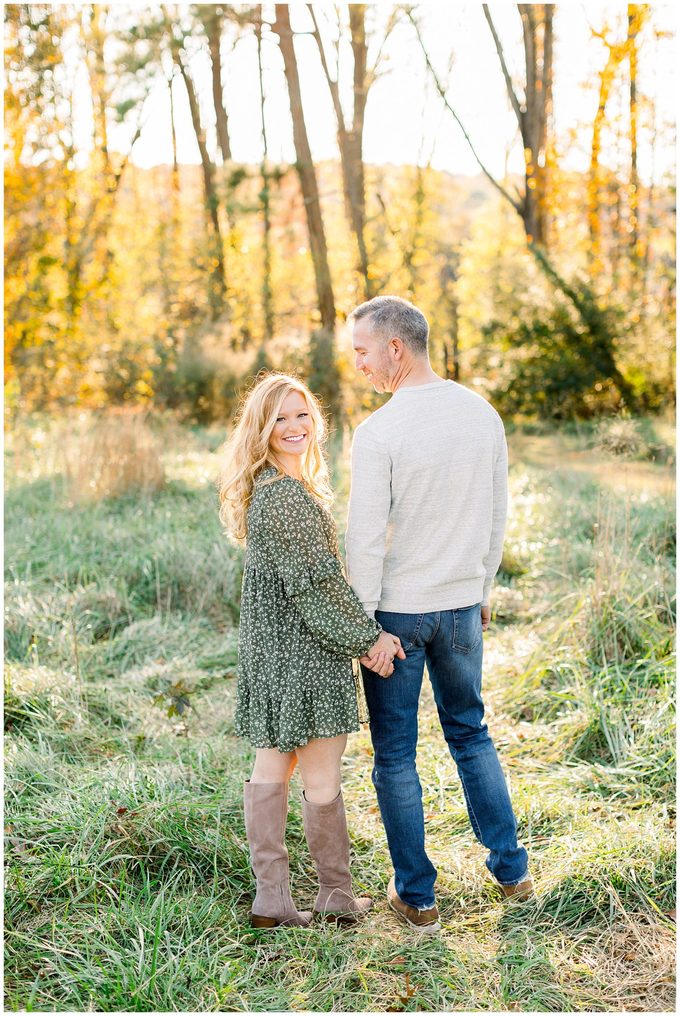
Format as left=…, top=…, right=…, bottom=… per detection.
left=352, top=318, right=393, bottom=393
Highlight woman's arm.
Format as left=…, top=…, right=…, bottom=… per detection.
left=257, top=478, right=382, bottom=657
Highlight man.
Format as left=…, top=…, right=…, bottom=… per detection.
left=345, top=295, right=532, bottom=934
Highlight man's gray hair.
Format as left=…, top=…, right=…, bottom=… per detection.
left=349, top=295, right=429, bottom=354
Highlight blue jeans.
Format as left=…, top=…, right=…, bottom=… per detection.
left=361, top=605, right=528, bottom=909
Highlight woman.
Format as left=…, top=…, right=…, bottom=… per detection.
left=219, top=373, right=403, bottom=928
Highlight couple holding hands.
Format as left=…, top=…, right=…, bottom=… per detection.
left=218, top=296, right=532, bottom=934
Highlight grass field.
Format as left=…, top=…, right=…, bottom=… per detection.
left=4, top=411, right=676, bottom=1012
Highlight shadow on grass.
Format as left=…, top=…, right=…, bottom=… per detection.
left=488, top=856, right=677, bottom=1012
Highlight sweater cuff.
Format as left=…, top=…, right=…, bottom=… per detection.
left=360, top=602, right=379, bottom=618
left=482, top=577, right=494, bottom=607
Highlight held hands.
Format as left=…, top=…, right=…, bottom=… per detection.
left=360, top=631, right=406, bottom=679
left=481, top=604, right=491, bottom=632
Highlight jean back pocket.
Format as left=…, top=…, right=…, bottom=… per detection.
left=451, top=603, right=482, bottom=654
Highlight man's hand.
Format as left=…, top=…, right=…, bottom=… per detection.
left=481, top=604, right=491, bottom=632
left=360, top=631, right=405, bottom=679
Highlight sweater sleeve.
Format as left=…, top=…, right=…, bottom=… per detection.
left=481, top=415, right=508, bottom=606
left=258, top=479, right=382, bottom=658
left=345, top=424, right=391, bottom=617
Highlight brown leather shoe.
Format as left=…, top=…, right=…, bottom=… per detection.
left=497, top=876, right=535, bottom=902
left=387, top=876, right=441, bottom=933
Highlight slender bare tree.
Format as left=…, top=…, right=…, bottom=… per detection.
left=163, top=7, right=227, bottom=317
left=68, top=6, right=150, bottom=320
left=307, top=6, right=398, bottom=299
left=196, top=4, right=232, bottom=163
left=167, top=67, right=180, bottom=202
left=411, top=5, right=557, bottom=245
left=482, top=4, right=554, bottom=247
left=254, top=8, right=274, bottom=341
left=273, top=4, right=336, bottom=332
left=587, top=28, right=626, bottom=274
left=627, top=5, right=649, bottom=278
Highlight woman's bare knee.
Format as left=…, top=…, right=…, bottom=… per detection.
left=296, top=735, right=347, bottom=804
left=250, top=747, right=297, bottom=783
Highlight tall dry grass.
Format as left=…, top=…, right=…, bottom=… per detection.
left=62, top=409, right=165, bottom=501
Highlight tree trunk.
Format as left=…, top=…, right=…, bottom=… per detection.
left=255, top=12, right=274, bottom=340
left=451, top=319, right=460, bottom=382
left=588, top=38, right=626, bottom=275
left=641, top=41, right=658, bottom=314
left=482, top=4, right=554, bottom=247
left=517, top=4, right=553, bottom=246
left=627, top=5, right=647, bottom=279
left=274, top=5, right=336, bottom=332
left=72, top=8, right=148, bottom=316
left=308, top=5, right=372, bottom=299
left=169, top=32, right=226, bottom=318
left=403, top=165, right=425, bottom=300
left=64, top=174, right=84, bottom=334
left=611, top=173, right=623, bottom=291
left=83, top=4, right=110, bottom=177
left=168, top=68, right=180, bottom=205
left=348, top=5, right=371, bottom=295
left=199, top=5, right=232, bottom=163
left=80, top=5, right=118, bottom=308
left=538, top=5, right=553, bottom=247
left=439, top=258, right=460, bottom=381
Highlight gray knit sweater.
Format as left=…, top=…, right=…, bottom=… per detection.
left=345, top=379, right=507, bottom=615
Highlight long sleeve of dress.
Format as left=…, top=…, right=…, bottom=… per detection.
left=257, top=479, right=382, bottom=658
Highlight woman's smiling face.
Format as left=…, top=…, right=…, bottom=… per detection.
left=268, top=390, right=313, bottom=467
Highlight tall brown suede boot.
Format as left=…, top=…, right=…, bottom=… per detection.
left=302, top=790, right=373, bottom=924
left=243, top=781, right=312, bottom=929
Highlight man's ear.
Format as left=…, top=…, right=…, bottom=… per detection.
left=390, top=337, right=404, bottom=360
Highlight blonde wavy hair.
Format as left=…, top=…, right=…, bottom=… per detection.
left=218, top=373, right=333, bottom=544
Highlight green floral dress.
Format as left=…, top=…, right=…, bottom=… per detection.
left=235, top=466, right=381, bottom=753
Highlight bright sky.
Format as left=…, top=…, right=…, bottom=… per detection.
left=76, top=2, right=676, bottom=183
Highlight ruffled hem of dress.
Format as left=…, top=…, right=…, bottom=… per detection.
left=235, top=680, right=361, bottom=754
left=234, top=721, right=361, bottom=755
